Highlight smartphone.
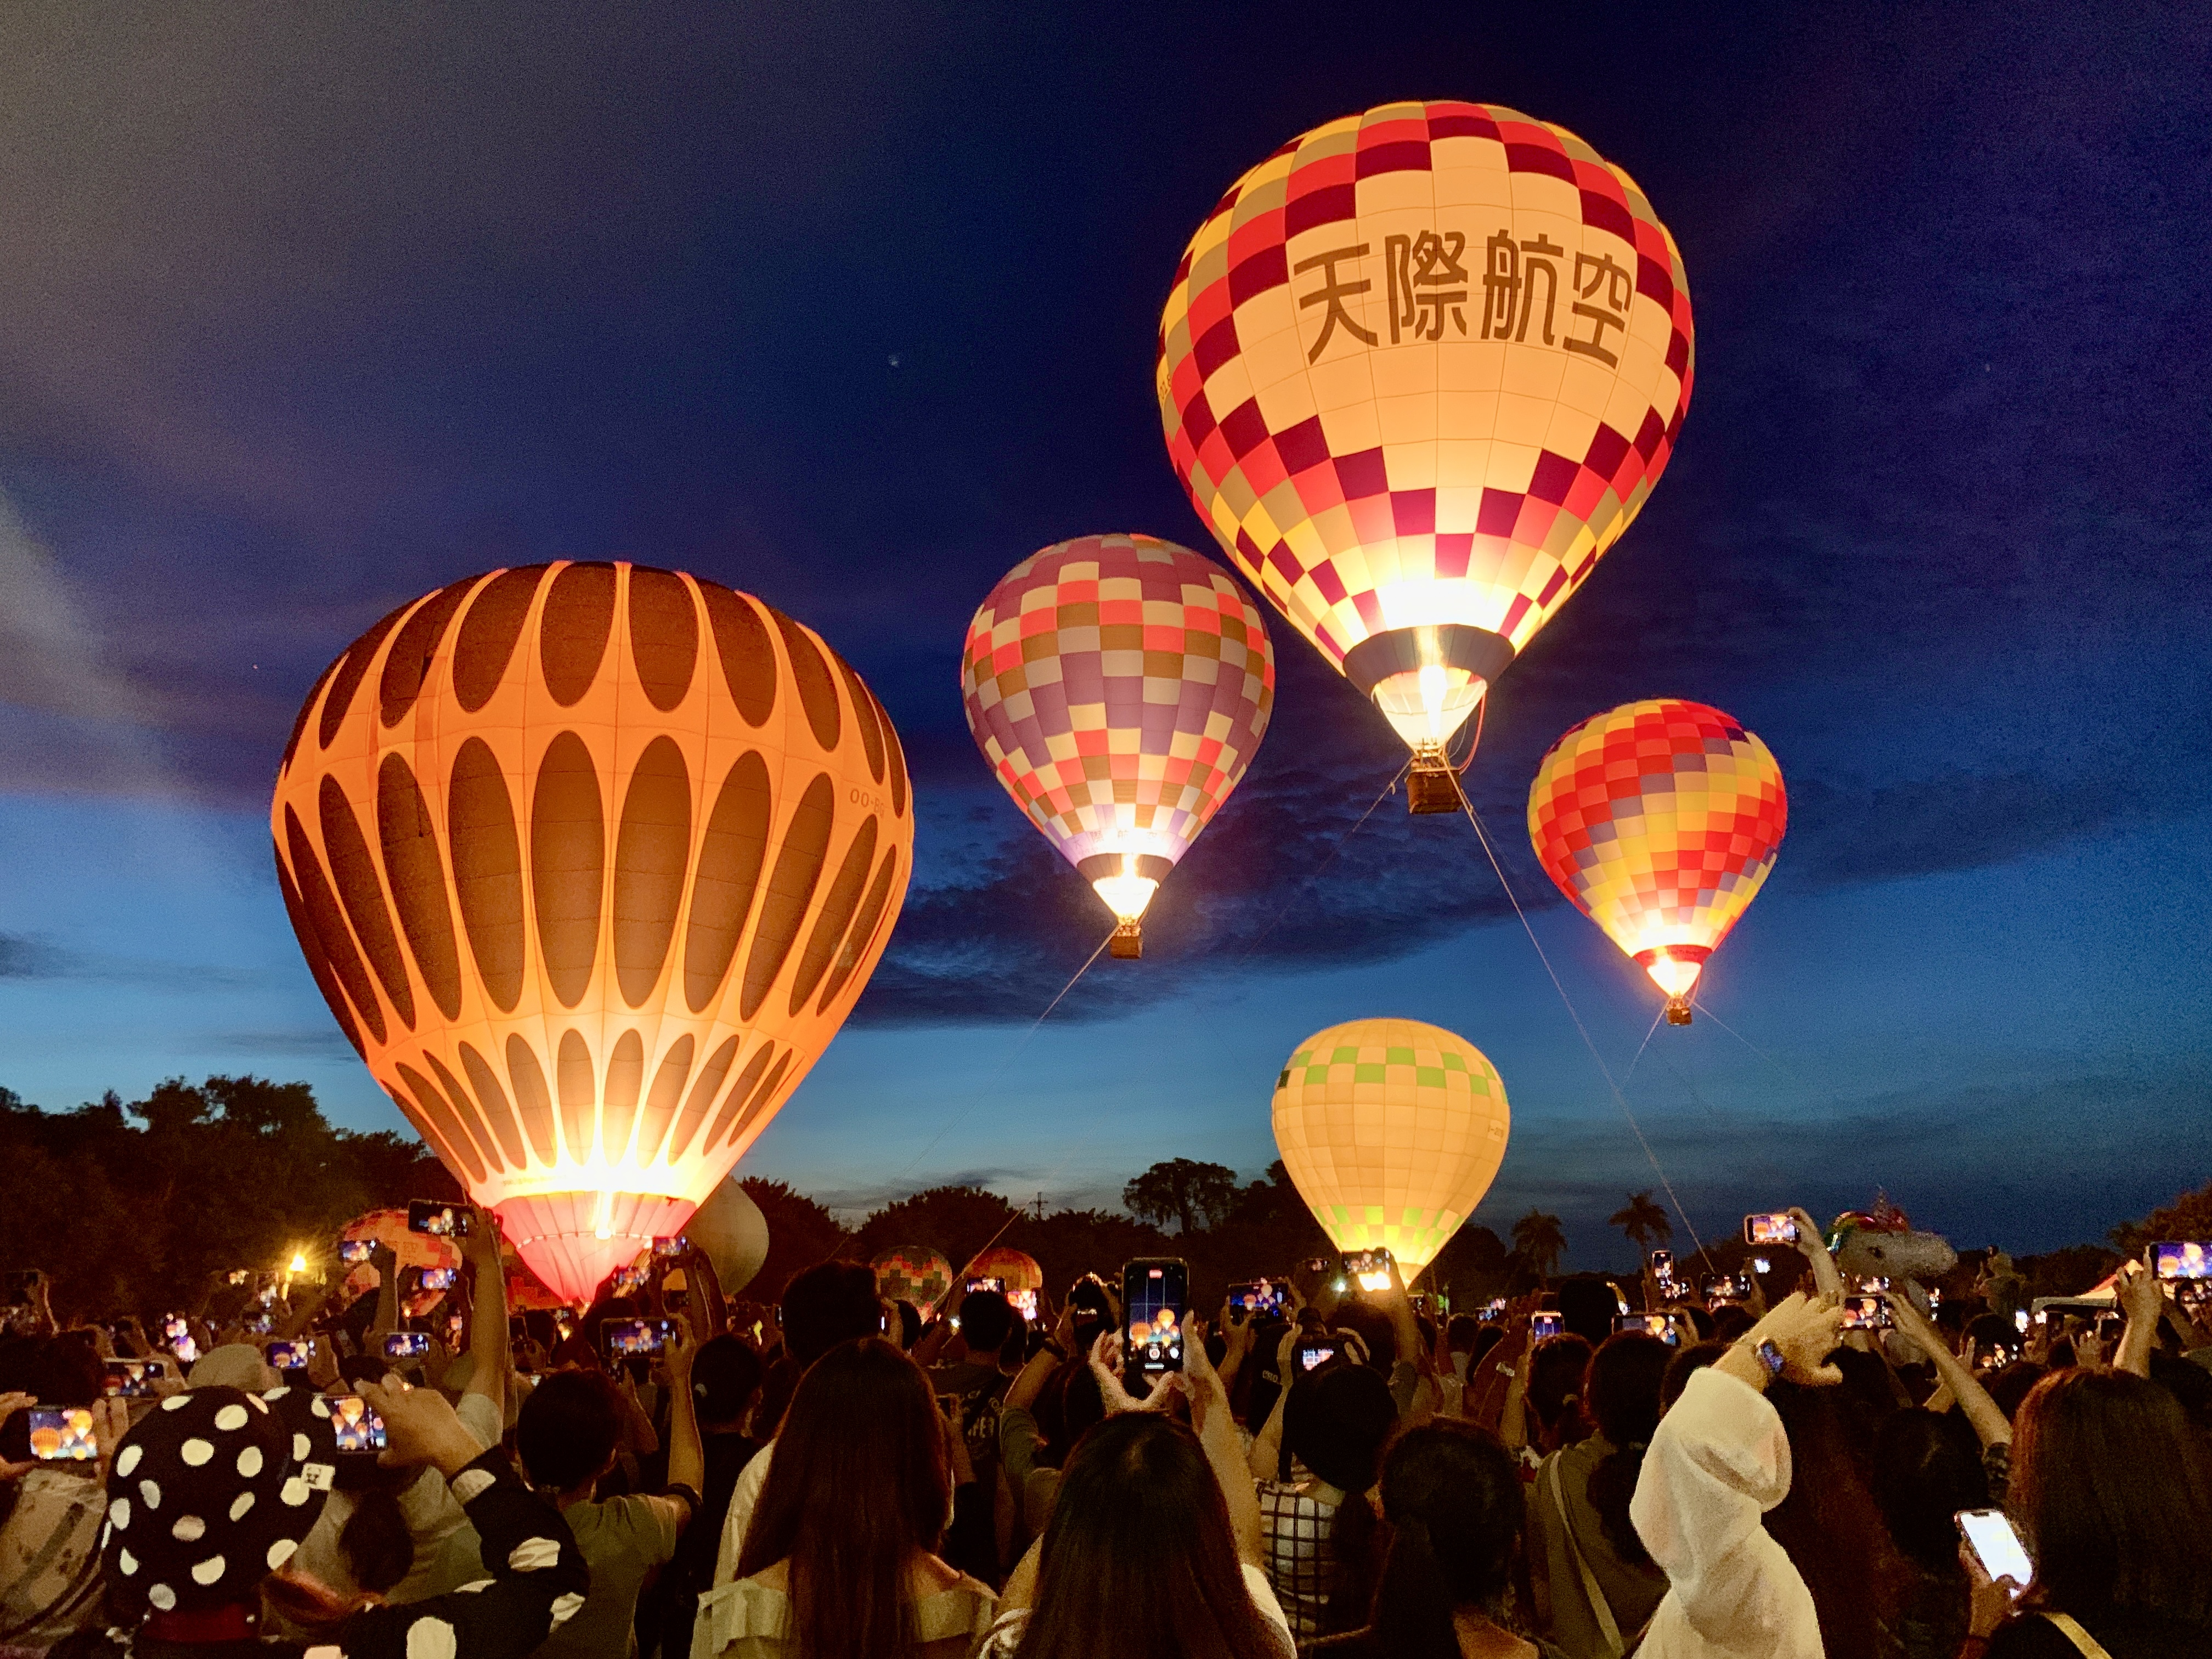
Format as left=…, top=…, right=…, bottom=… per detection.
left=1957, top=1508, right=2032, bottom=1594
left=383, top=1331, right=431, bottom=1359
left=1702, top=1275, right=1747, bottom=1303
left=2152, top=1241, right=2212, bottom=1280
left=407, top=1200, right=469, bottom=1237
left=1531, top=1311, right=1565, bottom=1341
left=1226, top=1279, right=1288, bottom=1319
left=338, top=1239, right=373, bottom=1265
left=2094, top=1311, right=2125, bottom=1343
left=1615, top=1312, right=1678, bottom=1345
left=227, top=1269, right=251, bottom=1286
left=1341, top=1248, right=1394, bottom=1293
left=1744, top=1212, right=1799, bottom=1246
left=1295, top=1336, right=1338, bottom=1372
left=1301, top=1256, right=1333, bottom=1276
left=266, top=1340, right=311, bottom=1372
left=1007, top=1288, right=1039, bottom=1322
left=1649, top=1249, right=1673, bottom=1278
left=417, top=1267, right=458, bottom=1291
left=103, top=1358, right=171, bottom=1398
left=1751, top=1256, right=1772, bottom=1276
left=602, top=1318, right=678, bottom=1359
left=241, top=1314, right=273, bottom=1337
left=444, top=1313, right=465, bottom=1344
left=652, top=1235, right=690, bottom=1258
left=28, top=1407, right=98, bottom=1461
left=162, top=1314, right=188, bottom=1343
left=610, top=1265, right=647, bottom=1295
left=1842, top=1294, right=1893, bottom=1330
left=1122, top=1259, right=1188, bottom=1379
left=964, top=1276, right=1007, bottom=1297
left=2013, top=1309, right=2030, bottom=1333
left=1479, top=1298, right=1507, bottom=1321
left=325, top=1395, right=387, bottom=1454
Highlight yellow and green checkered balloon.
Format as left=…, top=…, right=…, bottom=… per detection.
left=1270, top=1017, right=1510, bottom=1273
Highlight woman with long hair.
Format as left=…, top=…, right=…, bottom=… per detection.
left=983, top=1328, right=1291, bottom=1658
left=1525, top=1331, right=1670, bottom=1657
left=693, top=1337, right=995, bottom=1659
left=1971, top=1367, right=2212, bottom=1657
left=1364, top=1420, right=1549, bottom=1658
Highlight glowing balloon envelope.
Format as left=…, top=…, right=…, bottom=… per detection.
left=1527, top=698, right=1786, bottom=1024
left=272, top=561, right=911, bottom=1302
left=961, top=534, right=1273, bottom=956
left=1270, top=1018, right=1510, bottom=1273
left=872, top=1246, right=953, bottom=1314
left=1159, top=101, right=1692, bottom=807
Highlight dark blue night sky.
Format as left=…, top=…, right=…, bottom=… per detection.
left=2, top=5, right=2206, bottom=1265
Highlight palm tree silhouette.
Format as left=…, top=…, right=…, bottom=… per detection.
left=1511, top=1208, right=1567, bottom=1281
left=1610, top=1190, right=1672, bottom=1253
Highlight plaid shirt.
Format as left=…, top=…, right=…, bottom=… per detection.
left=1256, top=1479, right=1340, bottom=1637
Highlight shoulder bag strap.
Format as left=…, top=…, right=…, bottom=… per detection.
left=2039, top=1612, right=2117, bottom=1659
left=1544, top=1452, right=1625, bottom=1658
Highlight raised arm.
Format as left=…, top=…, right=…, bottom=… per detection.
left=460, top=1207, right=510, bottom=1425
left=2113, top=1256, right=2165, bottom=1380
left=1184, top=1324, right=1262, bottom=1567
left=1885, top=1289, right=2010, bottom=1448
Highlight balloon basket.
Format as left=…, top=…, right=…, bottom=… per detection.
left=1406, top=757, right=1464, bottom=815
left=1665, top=998, right=1694, bottom=1026
left=1109, top=919, right=1143, bottom=960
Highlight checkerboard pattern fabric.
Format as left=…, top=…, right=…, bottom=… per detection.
left=1157, top=100, right=1692, bottom=689
left=1527, top=699, right=1787, bottom=975
left=961, top=534, right=1274, bottom=871
left=1257, top=1480, right=1340, bottom=1636
left=1270, top=1017, right=1510, bottom=1272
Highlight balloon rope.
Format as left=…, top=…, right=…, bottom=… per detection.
left=815, top=926, right=1120, bottom=1262
left=1232, top=760, right=1409, bottom=969
left=1453, top=697, right=1487, bottom=775
left=1454, top=794, right=1708, bottom=1261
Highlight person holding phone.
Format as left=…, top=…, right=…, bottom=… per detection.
left=1627, top=1291, right=1844, bottom=1659
left=0, top=1390, right=128, bottom=1650
left=1963, top=1368, right=2212, bottom=1659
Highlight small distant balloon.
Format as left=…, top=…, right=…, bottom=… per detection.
left=961, top=534, right=1273, bottom=958
left=1527, top=698, right=1786, bottom=1024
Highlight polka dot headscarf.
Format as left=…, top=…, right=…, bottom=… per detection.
left=98, top=1385, right=337, bottom=1618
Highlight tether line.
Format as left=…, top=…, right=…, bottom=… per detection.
left=1455, top=791, right=1707, bottom=1261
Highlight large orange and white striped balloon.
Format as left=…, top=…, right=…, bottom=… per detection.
left=272, top=562, right=910, bottom=1301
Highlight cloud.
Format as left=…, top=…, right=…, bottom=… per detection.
left=0, top=933, right=72, bottom=979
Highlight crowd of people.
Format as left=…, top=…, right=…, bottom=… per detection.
left=3, top=1200, right=2210, bottom=1659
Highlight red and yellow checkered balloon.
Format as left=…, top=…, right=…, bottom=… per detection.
left=961, top=534, right=1274, bottom=950
left=1528, top=699, right=1786, bottom=1019
left=1158, top=102, right=1692, bottom=763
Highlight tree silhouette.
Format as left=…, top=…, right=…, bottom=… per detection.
left=1510, top=1209, right=1567, bottom=1280
left=1610, top=1190, right=1672, bottom=1252
left=1121, top=1159, right=1239, bottom=1235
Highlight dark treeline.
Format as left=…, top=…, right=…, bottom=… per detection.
left=4, top=1077, right=2201, bottom=1319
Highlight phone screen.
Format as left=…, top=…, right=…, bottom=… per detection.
left=103, top=1359, right=167, bottom=1398
left=602, top=1318, right=676, bottom=1358
left=325, top=1395, right=387, bottom=1453
left=1007, top=1289, right=1039, bottom=1322
left=266, top=1340, right=311, bottom=1372
left=1745, top=1212, right=1799, bottom=1245
left=383, top=1331, right=430, bottom=1359
left=965, top=1277, right=1006, bottom=1296
left=407, top=1200, right=468, bottom=1237
left=227, top=1269, right=250, bottom=1286
left=1649, top=1250, right=1673, bottom=1274
left=1957, top=1509, right=2032, bottom=1592
left=1531, top=1311, right=1565, bottom=1341
left=1615, top=1312, right=1677, bottom=1345
left=652, top=1235, right=689, bottom=1258
left=2152, top=1241, right=2212, bottom=1280
left=1296, top=1340, right=1336, bottom=1372
left=1123, top=1260, right=1187, bottom=1377
left=1842, top=1294, right=1893, bottom=1329
left=417, top=1267, right=458, bottom=1291
left=1226, top=1279, right=1288, bottom=1318
left=1341, top=1249, right=1394, bottom=1292
left=1702, top=1276, right=1746, bottom=1303
left=29, top=1407, right=98, bottom=1462
left=338, top=1239, right=373, bottom=1265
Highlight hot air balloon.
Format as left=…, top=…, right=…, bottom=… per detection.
left=872, top=1246, right=953, bottom=1315
left=272, top=561, right=911, bottom=1302
left=1158, top=102, right=1694, bottom=811
left=1270, top=1018, right=1510, bottom=1274
left=961, top=534, right=1273, bottom=957
left=1527, top=698, right=1786, bottom=1025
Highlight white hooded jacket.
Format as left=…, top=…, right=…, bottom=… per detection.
left=1629, top=1364, right=1823, bottom=1659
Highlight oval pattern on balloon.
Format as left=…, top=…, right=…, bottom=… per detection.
left=271, top=561, right=914, bottom=1308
